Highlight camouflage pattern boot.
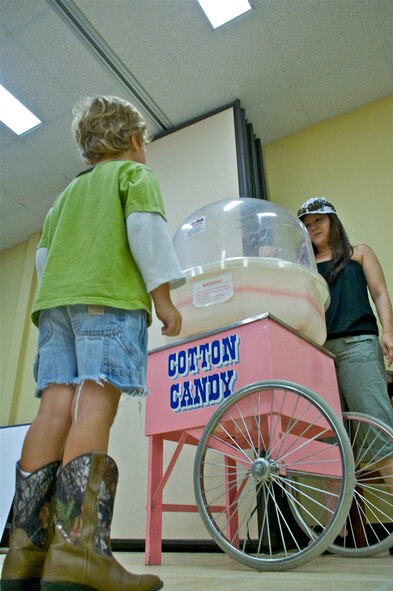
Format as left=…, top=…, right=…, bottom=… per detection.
left=41, top=452, right=163, bottom=591
left=1, top=460, right=60, bottom=591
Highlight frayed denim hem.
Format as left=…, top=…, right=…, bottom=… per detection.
left=35, top=375, right=148, bottom=399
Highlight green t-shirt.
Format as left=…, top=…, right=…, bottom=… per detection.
left=32, top=160, right=166, bottom=326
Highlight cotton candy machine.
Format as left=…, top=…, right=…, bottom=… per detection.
left=169, top=198, right=330, bottom=344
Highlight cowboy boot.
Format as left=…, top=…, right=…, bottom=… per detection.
left=1, top=460, right=60, bottom=591
left=41, top=452, right=163, bottom=591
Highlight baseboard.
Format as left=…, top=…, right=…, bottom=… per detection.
left=111, top=539, right=223, bottom=552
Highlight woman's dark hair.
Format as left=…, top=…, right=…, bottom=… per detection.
left=313, top=215, right=353, bottom=285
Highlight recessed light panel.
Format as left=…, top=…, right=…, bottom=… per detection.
left=0, top=85, right=41, bottom=135
left=197, top=0, right=252, bottom=29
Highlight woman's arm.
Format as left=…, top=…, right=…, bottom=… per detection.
left=357, top=244, right=393, bottom=366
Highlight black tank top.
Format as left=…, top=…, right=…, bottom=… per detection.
left=317, top=259, right=378, bottom=339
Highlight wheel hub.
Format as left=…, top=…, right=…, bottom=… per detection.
left=251, top=457, right=272, bottom=482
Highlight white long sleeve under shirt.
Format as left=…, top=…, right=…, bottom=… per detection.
left=36, top=212, right=185, bottom=293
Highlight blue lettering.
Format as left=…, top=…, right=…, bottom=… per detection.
left=180, top=380, right=193, bottom=408
left=188, top=347, right=199, bottom=374
left=170, top=383, right=181, bottom=411
left=168, top=352, right=178, bottom=379
left=199, top=343, right=211, bottom=371
left=167, top=334, right=241, bottom=412
left=211, top=339, right=221, bottom=366
left=194, top=376, right=208, bottom=406
left=221, top=369, right=237, bottom=398
left=222, top=335, right=240, bottom=364
left=208, top=374, right=221, bottom=403
left=177, top=350, right=187, bottom=377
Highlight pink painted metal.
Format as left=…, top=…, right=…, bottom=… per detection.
left=144, top=314, right=342, bottom=565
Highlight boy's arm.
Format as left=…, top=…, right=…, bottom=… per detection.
left=36, top=247, right=48, bottom=282
left=126, top=212, right=185, bottom=293
left=126, top=212, right=185, bottom=336
left=150, top=283, right=182, bottom=336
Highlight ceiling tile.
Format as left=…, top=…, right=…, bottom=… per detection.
left=0, top=37, right=74, bottom=120
left=20, top=110, right=88, bottom=178
left=1, top=0, right=393, bottom=248
left=0, top=205, right=42, bottom=250
left=261, top=0, right=384, bottom=86
left=0, top=124, right=16, bottom=150
left=0, top=0, right=48, bottom=35
left=0, top=195, right=24, bottom=219
left=296, top=49, right=393, bottom=124
left=77, top=0, right=212, bottom=69
left=246, top=92, right=309, bottom=144
left=372, top=0, right=393, bottom=45
left=1, top=140, right=70, bottom=207
left=14, top=9, right=119, bottom=103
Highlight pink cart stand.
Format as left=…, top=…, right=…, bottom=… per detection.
left=145, top=314, right=358, bottom=571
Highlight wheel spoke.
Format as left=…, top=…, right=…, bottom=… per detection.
left=194, top=381, right=355, bottom=571
left=328, top=412, right=393, bottom=557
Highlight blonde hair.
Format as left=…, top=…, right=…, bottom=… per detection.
left=71, top=95, right=149, bottom=164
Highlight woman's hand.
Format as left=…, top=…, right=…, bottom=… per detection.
left=357, top=244, right=393, bottom=367
left=381, top=331, right=393, bottom=367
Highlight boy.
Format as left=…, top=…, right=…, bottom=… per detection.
left=2, top=95, right=184, bottom=591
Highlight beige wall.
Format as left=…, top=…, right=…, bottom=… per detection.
left=0, top=233, right=40, bottom=426
left=1, top=96, right=392, bottom=539
left=263, top=94, right=393, bottom=349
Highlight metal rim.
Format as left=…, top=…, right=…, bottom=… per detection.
left=327, top=412, right=393, bottom=557
left=193, top=380, right=355, bottom=571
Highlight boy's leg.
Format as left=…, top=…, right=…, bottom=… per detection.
left=21, top=379, right=121, bottom=469
left=1, top=461, right=61, bottom=591
left=2, top=385, right=73, bottom=590
left=62, top=379, right=121, bottom=465
left=42, top=381, right=163, bottom=591
left=21, top=384, right=75, bottom=472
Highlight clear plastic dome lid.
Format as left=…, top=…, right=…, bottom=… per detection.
left=172, top=198, right=317, bottom=273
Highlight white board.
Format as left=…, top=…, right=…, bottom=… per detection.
left=0, top=424, right=30, bottom=538
left=145, top=106, right=240, bottom=354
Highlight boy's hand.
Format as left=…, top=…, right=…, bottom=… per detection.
left=156, top=302, right=182, bottom=336
left=151, top=283, right=182, bottom=337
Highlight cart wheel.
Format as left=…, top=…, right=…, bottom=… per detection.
left=327, top=412, right=393, bottom=557
left=193, top=380, right=355, bottom=571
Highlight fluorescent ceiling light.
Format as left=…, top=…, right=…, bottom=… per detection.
left=0, top=84, right=41, bottom=135
left=197, top=0, right=252, bottom=29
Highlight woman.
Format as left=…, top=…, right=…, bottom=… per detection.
left=297, top=197, right=393, bottom=490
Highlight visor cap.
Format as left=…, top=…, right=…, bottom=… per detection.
left=297, top=197, right=336, bottom=219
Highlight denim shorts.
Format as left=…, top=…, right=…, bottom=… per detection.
left=33, top=305, right=148, bottom=398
